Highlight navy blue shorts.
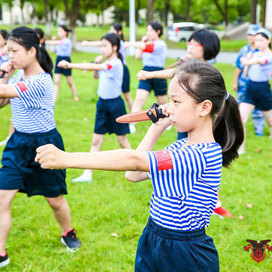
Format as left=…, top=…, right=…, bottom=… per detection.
left=122, top=65, right=130, bottom=93
left=94, top=96, right=130, bottom=135
left=135, top=218, right=219, bottom=272
left=243, top=80, right=272, bottom=111
left=138, top=66, right=167, bottom=96
left=55, top=56, right=72, bottom=76
left=0, top=129, right=67, bottom=197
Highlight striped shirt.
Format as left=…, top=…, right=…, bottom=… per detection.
left=147, top=138, right=222, bottom=231
left=54, top=38, right=72, bottom=57
left=97, top=58, right=123, bottom=99
left=142, top=40, right=167, bottom=68
left=10, top=70, right=56, bottom=133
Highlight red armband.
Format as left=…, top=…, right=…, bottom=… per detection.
left=106, top=63, right=113, bottom=70
left=154, top=150, right=173, bottom=171
left=264, top=59, right=269, bottom=64
left=143, top=42, right=155, bottom=53
left=16, top=82, right=28, bottom=93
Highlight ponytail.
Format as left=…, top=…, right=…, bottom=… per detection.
left=174, top=59, right=244, bottom=167
left=213, top=94, right=244, bottom=167
left=117, top=51, right=123, bottom=63
left=8, top=26, right=53, bottom=77
left=37, top=46, right=53, bottom=77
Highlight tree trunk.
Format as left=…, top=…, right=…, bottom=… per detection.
left=250, top=0, right=257, bottom=23
left=147, top=0, right=154, bottom=22
left=43, top=0, right=51, bottom=36
left=224, top=0, right=228, bottom=29
left=186, top=0, right=191, bottom=22
left=164, top=1, right=170, bottom=40
left=262, top=0, right=266, bottom=27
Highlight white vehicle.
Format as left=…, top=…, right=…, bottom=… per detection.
left=168, top=22, right=199, bottom=42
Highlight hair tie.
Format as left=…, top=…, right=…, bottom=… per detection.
left=225, top=92, right=230, bottom=100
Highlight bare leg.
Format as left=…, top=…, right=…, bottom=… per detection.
left=262, top=109, right=272, bottom=138
left=116, top=135, right=131, bottom=149
left=0, top=190, right=18, bottom=254
left=239, top=103, right=255, bottom=153
left=54, top=74, right=61, bottom=102
left=131, top=89, right=150, bottom=113
left=122, top=92, right=133, bottom=112
left=156, top=94, right=168, bottom=105
left=66, top=76, right=79, bottom=101
left=46, top=195, right=71, bottom=234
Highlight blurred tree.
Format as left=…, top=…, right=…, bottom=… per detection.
left=147, top=0, right=154, bottom=22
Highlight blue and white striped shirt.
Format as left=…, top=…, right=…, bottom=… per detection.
left=10, top=70, right=56, bottom=133
left=147, top=138, right=222, bottom=231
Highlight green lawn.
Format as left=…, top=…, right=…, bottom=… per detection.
left=0, top=24, right=247, bottom=52
left=0, top=52, right=272, bottom=271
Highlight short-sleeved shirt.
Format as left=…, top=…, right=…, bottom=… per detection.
left=0, top=50, right=9, bottom=67
left=119, top=40, right=127, bottom=65
left=97, top=58, right=123, bottom=100
left=10, top=70, right=56, bottom=133
left=147, top=138, right=222, bottom=231
left=54, top=38, right=72, bottom=57
left=142, top=40, right=167, bottom=68
left=248, top=52, right=272, bottom=82
left=235, top=45, right=258, bottom=89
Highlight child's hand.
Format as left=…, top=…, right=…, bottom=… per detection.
left=0, top=61, right=15, bottom=78
left=240, top=57, right=249, bottom=65
left=137, top=70, right=150, bottom=80
left=35, top=144, right=66, bottom=169
left=52, top=36, right=57, bottom=40
left=154, top=104, right=171, bottom=129
left=58, top=60, right=71, bottom=69
left=141, top=36, right=148, bottom=42
left=82, top=40, right=89, bottom=46
left=95, top=55, right=104, bottom=63
left=247, top=52, right=253, bottom=59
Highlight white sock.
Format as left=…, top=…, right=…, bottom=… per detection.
left=216, top=201, right=222, bottom=208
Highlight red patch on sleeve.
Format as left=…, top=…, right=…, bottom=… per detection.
left=16, top=82, right=28, bottom=92
left=143, top=42, right=155, bottom=53
left=154, top=151, right=173, bottom=171
left=264, top=59, right=269, bottom=64
left=106, top=63, right=112, bottom=70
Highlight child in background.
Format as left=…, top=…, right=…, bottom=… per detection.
left=82, top=23, right=133, bottom=111
left=46, top=25, right=79, bottom=101
left=0, top=26, right=81, bottom=268
left=36, top=60, right=244, bottom=272
left=233, top=24, right=264, bottom=136
left=124, top=22, right=168, bottom=134
left=239, top=28, right=272, bottom=154
left=0, top=29, right=14, bottom=147
left=58, top=33, right=131, bottom=182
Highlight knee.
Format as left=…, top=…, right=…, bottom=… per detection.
left=92, top=137, right=103, bottom=147
left=46, top=196, right=63, bottom=210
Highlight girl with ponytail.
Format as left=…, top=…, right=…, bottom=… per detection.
left=58, top=33, right=131, bottom=182
left=36, top=59, right=244, bottom=271
left=0, top=26, right=81, bottom=268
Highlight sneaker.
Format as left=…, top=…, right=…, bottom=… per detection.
left=129, top=124, right=136, bottom=134
left=72, top=171, right=92, bottom=182
left=61, top=228, right=81, bottom=252
left=0, top=250, right=10, bottom=268
left=213, top=206, right=233, bottom=219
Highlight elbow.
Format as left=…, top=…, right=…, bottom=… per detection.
left=125, top=172, right=138, bottom=182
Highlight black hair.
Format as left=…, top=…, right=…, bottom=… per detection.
left=112, top=23, right=124, bottom=41
left=101, top=33, right=123, bottom=63
left=148, top=22, right=163, bottom=37
left=0, top=29, right=9, bottom=41
left=33, top=27, right=45, bottom=48
left=8, top=26, right=53, bottom=77
left=189, top=29, right=220, bottom=60
left=256, top=33, right=271, bottom=49
left=59, top=25, right=72, bottom=37
left=174, top=59, right=244, bottom=167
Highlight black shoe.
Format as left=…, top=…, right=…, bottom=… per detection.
left=0, top=251, right=10, bottom=268
left=61, top=228, right=81, bottom=252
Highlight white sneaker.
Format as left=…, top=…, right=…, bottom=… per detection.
left=72, top=171, right=92, bottom=182
left=0, top=136, right=9, bottom=146
left=129, top=124, right=136, bottom=134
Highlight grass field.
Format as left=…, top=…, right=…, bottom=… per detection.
left=0, top=52, right=272, bottom=271
left=0, top=24, right=247, bottom=52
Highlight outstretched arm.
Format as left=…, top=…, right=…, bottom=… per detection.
left=35, top=146, right=149, bottom=174
left=58, top=60, right=105, bottom=71
left=137, top=68, right=176, bottom=80
left=82, top=40, right=102, bottom=47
